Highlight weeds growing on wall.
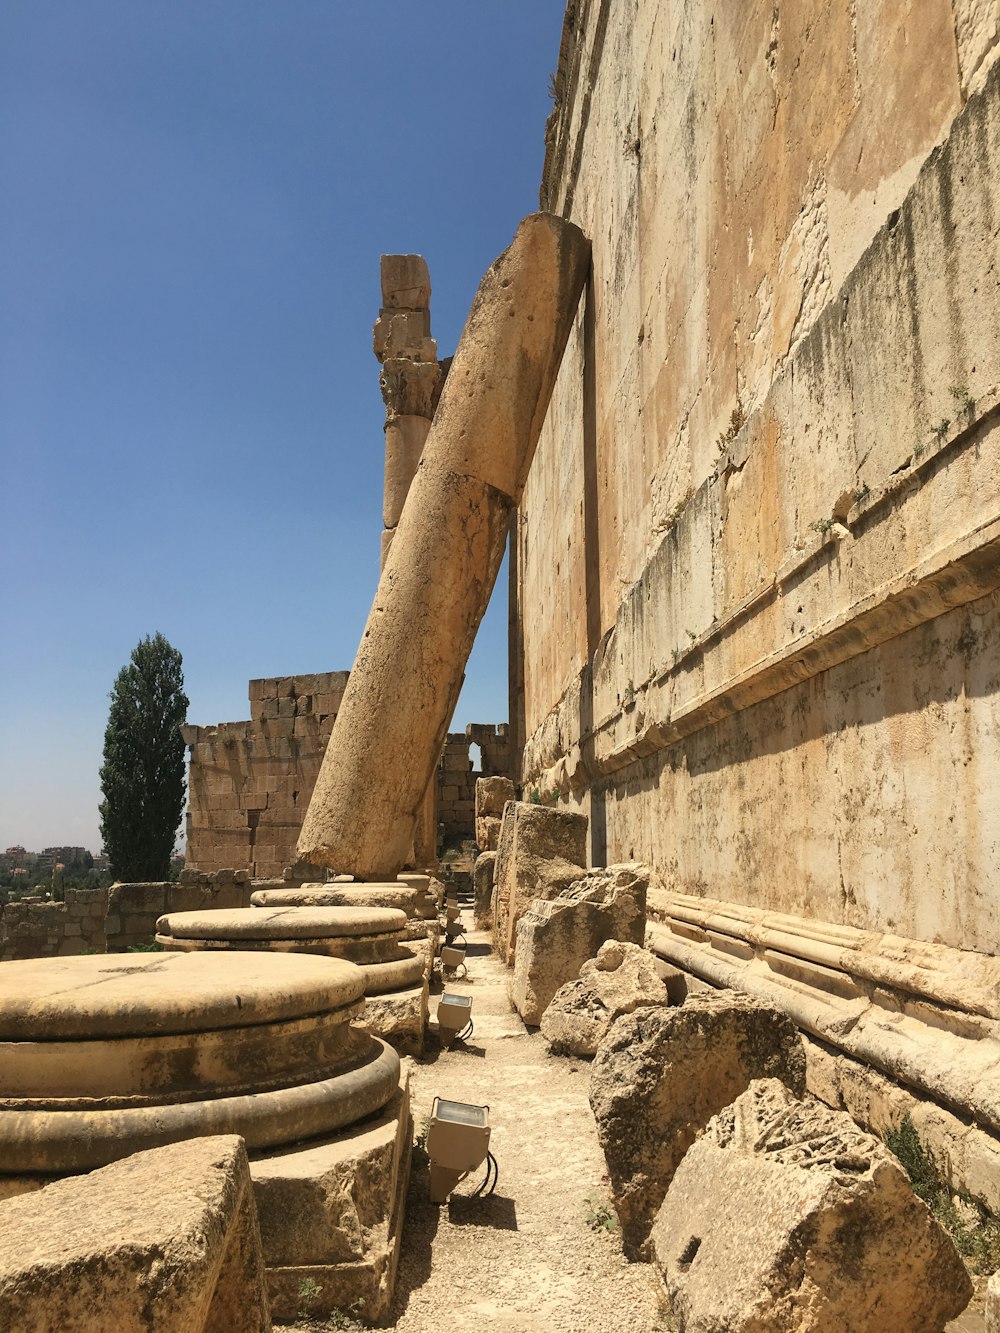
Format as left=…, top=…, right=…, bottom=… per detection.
left=885, top=1115, right=1000, bottom=1273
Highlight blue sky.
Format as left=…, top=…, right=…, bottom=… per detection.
left=0, top=2, right=566, bottom=852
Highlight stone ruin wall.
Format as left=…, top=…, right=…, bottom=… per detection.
left=183, top=672, right=348, bottom=878
left=0, top=874, right=252, bottom=961
left=513, top=0, right=1000, bottom=952
left=437, top=723, right=512, bottom=845
left=185, top=674, right=512, bottom=871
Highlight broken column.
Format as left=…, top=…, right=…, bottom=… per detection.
left=297, top=213, right=590, bottom=879
left=375, top=256, right=443, bottom=869
left=651, top=1079, right=972, bottom=1332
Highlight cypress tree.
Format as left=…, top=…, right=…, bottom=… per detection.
left=99, top=633, right=189, bottom=881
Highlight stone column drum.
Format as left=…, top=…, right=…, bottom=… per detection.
left=0, top=952, right=411, bottom=1322
left=297, top=212, right=590, bottom=878
left=156, top=904, right=430, bottom=1057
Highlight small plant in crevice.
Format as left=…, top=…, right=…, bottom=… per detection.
left=950, top=383, right=975, bottom=413
left=854, top=481, right=870, bottom=505
left=529, top=787, right=542, bottom=805
left=809, top=517, right=833, bottom=537
left=664, top=487, right=694, bottom=531
left=622, top=678, right=636, bottom=708
left=933, top=417, right=951, bottom=440
left=913, top=441, right=925, bottom=461
left=547, top=70, right=559, bottom=102
left=884, top=1115, right=1000, bottom=1274
left=126, top=940, right=164, bottom=953
left=584, top=1194, right=619, bottom=1233
left=715, top=401, right=747, bottom=459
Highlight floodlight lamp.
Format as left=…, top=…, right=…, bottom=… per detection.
left=445, top=903, right=461, bottom=921
left=440, top=943, right=467, bottom=975
left=436, top=990, right=473, bottom=1045
left=425, top=1096, right=496, bottom=1203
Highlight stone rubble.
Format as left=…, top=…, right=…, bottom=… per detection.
left=511, top=863, right=651, bottom=1025
left=589, top=989, right=807, bottom=1258
left=651, top=1078, right=973, bottom=1332
left=540, top=939, right=672, bottom=1057
left=0, top=1135, right=271, bottom=1332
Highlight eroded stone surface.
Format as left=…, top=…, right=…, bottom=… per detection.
left=0, top=951, right=363, bottom=1039
left=541, top=939, right=670, bottom=1056
left=511, top=864, right=649, bottom=1024
left=253, top=1078, right=411, bottom=1323
left=160, top=905, right=407, bottom=939
left=0, top=1136, right=270, bottom=1332
left=491, top=801, right=589, bottom=964
left=590, top=991, right=807, bottom=1257
left=651, top=1079, right=972, bottom=1332
left=473, top=851, right=497, bottom=929
left=475, top=776, right=515, bottom=851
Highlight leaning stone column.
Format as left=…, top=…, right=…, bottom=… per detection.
left=374, top=255, right=445, bottom=868
left=298, top=212, right=590, bottom=879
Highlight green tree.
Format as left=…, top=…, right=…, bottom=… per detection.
left=99, top=633, right=189, bottom=881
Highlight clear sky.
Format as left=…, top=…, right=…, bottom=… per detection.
left=0, top=1, right=566, bottom=853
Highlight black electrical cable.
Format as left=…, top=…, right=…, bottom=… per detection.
left=471, top=1150, right=499, bottom=1197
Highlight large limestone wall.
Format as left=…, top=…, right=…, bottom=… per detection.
left=514, top=0, right=1000, bottom=949
left=183, top=673, right=348, bottom=877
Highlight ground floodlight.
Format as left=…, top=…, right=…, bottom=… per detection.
left=426, top=1096, right=496, bottom=1203
left=445, top=920, right=466, bottom=946
left=436, top=991, right=473, bottom=1045
left=441, top=943, right=467, bottom=975
left=445, top=895, right=459, bottom=910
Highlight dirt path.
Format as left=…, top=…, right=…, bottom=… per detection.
left=388, top=911, right=665, bottom=1333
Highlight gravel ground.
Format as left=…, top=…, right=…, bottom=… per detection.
left=288, top=907, right=667, bottom=1333
left=388, top=918, right=666, bottom=1333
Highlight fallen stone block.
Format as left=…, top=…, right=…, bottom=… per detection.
left=590, top=990, right=807, bottom=1257
left=253, top=1078, right=411, bottom=1324
left=511, top=863, right=649, bottom=1024
left=473, top=851, right=496, bottom=929
left=651, top=1078, right=972, bottom=1332
left=491, top=800, right=588, bottom=964
left=475, top=775, right=515, bottom=851
left=541, top=939, right=670, bottom=1056
left=0, top=1135, right=270, bottom=1331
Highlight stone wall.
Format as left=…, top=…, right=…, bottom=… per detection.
left=0, top=888, right=108, bottom=961
left=513, top=0, right=1000, bottom=950
left=0, top=876, right=255, bottom=960
left=186, top=674, right=511, bottom=868
left=438, top=724, right=513, bottom=846
left=183, top=672, right=348, bottom=877
left=106, top=874, right=252, bottom=951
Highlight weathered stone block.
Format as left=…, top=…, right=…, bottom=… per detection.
left=473, top=851, right=496, bottom=929
left=475, top=776, right=515, bottom=851
left=253, top=1080, right=411, bottom=1323
left=379, top=253, right=430, bottom=310
left=590, top=991, right=807, bottom=1258
left=652, top=1079, right=971, bottom=1332
left=511, top=863, right=649, bottom=1024
left=541, top=939, right=670, bottom=1056
left=491, top=801, right=588, bottom=964
left=0, top=1135, right=271, bottom=1331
